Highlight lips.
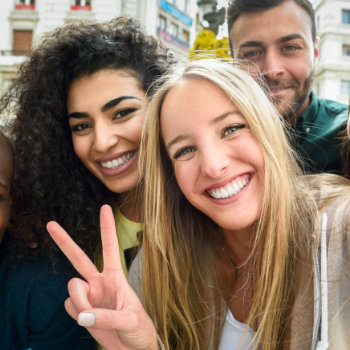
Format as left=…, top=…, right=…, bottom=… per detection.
left=269, top=87, right=288, bottom=92
left=100, top=151, right=135, bottom=170
left=95, top=150, right=138, bottom=176
left=206, top=174, right=251, bottom=200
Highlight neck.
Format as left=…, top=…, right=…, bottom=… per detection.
left=290, top=93, right=312, bottom=124
left=222, top=226, right=255, bottom=265
left=117, top=189, right=141, bottom=222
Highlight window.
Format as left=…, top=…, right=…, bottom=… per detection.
left=181, top=29, right=190, bottom=43
left=15, top=0, right=35, bottom=10
left=12, top=30, right=32, bottom=55
left=342, top=9, right=350, bottom=24
left=158, top=15, right=167, bottom=31
left=71, top=0, right=91, bottom=11
left=341, top=80, right=350, bottom=95
left=170, top=22, right=179, bottom=37
left=343, top=44, right=350, bottom=56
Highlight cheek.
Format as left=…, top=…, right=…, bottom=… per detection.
left=293, top=54, right=314, bottom=77
left=130, top=118, right=144, bottom=144
left=174, top=163, right=193, bottom=198
left=0, top=203, right=10, bottom=233
left=72, top=136, right=89, bottom=162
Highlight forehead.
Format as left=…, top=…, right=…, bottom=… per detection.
left=230, top=1, right=313, bottom=47
left=67, top=68, right=145, bottom=109
left=160, top=78, right=245, bottom=134
left=161, top=78, right=233, bottom=115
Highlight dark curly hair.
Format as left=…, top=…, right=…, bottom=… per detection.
left=1, top=17, right=174, bottom=265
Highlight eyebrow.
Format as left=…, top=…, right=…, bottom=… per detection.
left=165, top=111, right=241, bottom=150
left=239, top=33, right=305, bottom=50
left=67, top=96, right=141, bottom=119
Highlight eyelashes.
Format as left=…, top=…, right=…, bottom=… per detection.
left=222, top=123, right=246, bottom=137
left=174, top=146, right=195, bottom=159
left=69, top=108, right=138, bottom=134
left=114, top=108, right=136, bottom=119
left=172, top=123, right=247, bottom=160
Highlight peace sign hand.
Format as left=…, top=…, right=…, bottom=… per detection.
left=46, top=204, right=158, bottom=350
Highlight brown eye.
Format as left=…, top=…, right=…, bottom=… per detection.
left=114, top=108, right=136, bottom=119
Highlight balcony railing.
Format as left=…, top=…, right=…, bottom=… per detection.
left=0, top=49, right=31, bottom=56
left=70, top=4, right=92, bottom=10
left=14, top=4, right=35, bottom=10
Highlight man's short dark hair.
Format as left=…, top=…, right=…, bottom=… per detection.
left=227, top=0, right=316, bottom=41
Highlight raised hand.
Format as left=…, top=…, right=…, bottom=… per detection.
left=46, top=204, right=158, bottom=350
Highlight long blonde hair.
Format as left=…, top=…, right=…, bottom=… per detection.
left=140, top=59, right=316, bottom=349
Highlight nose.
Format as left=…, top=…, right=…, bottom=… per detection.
left=93, top=120, right=118, bottom=153
left=261, top=50, right=284, bottom=81
left=200, top=143, right=229, bottom=179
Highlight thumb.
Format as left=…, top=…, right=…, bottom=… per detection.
left=77, top=308, right=137, bottom=331
left=77, top=308, right=158, bottom=350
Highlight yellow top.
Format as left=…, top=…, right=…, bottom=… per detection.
left=96, top=208, right=142, bottom=276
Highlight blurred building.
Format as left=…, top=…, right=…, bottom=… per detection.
left=0, top=0, right=197, bottom=97
left=312, top=0, right=350, bottom=104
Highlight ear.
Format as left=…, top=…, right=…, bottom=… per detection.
left=313, top=36, right=320, bottom=59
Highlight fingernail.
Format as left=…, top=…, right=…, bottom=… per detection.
left=78, top=312, right=95, bottom=327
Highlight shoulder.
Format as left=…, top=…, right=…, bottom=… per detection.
left=313, top=93, right=348, bottom=122
left=0, top=256, right=95, bottom=349
left=128, top=248, right=145, bottom=304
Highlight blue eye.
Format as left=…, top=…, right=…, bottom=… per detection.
left=283, top=45, right=298, bottom=52
left=174, top=146, right=196, bottom=159
left=241, top=49, right=263, bottom=60
left=245, top=51, right=259, bottom=57
left=222, top=124, right=246, bottom=137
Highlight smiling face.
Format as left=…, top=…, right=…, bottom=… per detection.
left=67, top=68, right=147, bottom=194
left=0, top=136, right=13, bottom=243
left=230, top=1, right=318, bottom=121
left=160, top=78, right=265, bottom=234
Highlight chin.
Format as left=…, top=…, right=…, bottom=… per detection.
left=107, top=180, right=139, bottom=195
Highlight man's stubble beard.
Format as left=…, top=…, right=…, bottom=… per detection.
left=268, top=69, right=314, bottom=122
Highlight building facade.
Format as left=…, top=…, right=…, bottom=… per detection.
left=312, top=0, right=350, bottom=104
left=0, top=0, right=197, bottom=98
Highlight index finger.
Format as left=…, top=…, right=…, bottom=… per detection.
left=100, top=204, right=124, bottom=275
left=47, top=221, right=98, bottom=281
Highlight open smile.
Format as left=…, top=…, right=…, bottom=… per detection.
left=95, top=150, right=138, bottom=177
left=99, top=151, right=135, bottom=170
left=206, top=174, right=250, bottom=200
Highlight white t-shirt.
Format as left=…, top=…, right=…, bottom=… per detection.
left=218, top=309, right=255, bottom=350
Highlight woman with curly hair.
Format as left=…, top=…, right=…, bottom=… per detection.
left=48, top=59, right=350, bottom=350
left=0, top=129, right=94, bottom=349
left=0, top=17, right=173, bottom=349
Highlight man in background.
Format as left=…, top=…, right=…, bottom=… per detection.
left=227, top=0, right=348, bottom=173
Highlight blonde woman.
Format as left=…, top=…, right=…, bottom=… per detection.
left=47, top=59, right=350, bottom=350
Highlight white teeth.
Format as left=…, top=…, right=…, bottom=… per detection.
left=220, top=188, right=228, bottom=198
left=100, top=151, right=134, bottom=169
left=208, top=176, right=249, bottom=200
